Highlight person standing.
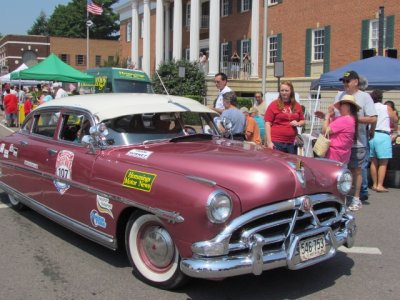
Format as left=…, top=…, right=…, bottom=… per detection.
left=3, top=85, right=18, bottom=127
left=219, top=92, right=245, bottom=141
left=249, top=107, right=265, bottom=143
left=264, top=81, right=305, bottom=154
left=369, top=90, right=397, bottom=193
left=317, top=95, right=359, bottom=164
left=53, top=82, right=69, bottom=98
left=335, top=71, right=377, bottom=211
left=213, top=73, right=231, bottom=114
left=253, top=92, right=266, bottom=118
left=23, top=93, right=33, bottom=117
left=240, top=107, right=262, bottom=145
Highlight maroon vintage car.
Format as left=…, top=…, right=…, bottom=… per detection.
left=0, top=93, right=356, bottom=289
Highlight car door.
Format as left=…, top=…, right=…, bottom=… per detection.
left=39, top=110, right=104, bottom=229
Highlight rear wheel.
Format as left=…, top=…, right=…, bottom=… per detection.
left=125, top=212, right=187, bottom=289
left=8, top=194, right=25, bottom=211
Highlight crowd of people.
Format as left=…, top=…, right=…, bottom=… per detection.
left=0, top=82, right=72, bottom=127
left=213, top=70, right=399, bottom=212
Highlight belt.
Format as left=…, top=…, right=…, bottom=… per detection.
left=375, top=130, right=390, bottom=135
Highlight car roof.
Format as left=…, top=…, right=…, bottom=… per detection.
left=37, top=93, right=215, bottom=121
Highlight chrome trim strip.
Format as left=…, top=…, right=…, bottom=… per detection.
left=186, top=175, right=217, bottom=187
left=0, top=182, right=117, bottom=250
left=0, top=161, right=184, bottom=224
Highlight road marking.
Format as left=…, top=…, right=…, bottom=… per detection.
left=339, top=246, right=382, bottom=255
left=0, top=203, right=10, bottom=209
left=0, top=123, right=16, bottom=133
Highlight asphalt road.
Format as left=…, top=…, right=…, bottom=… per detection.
left=0, top=124, right=399, bottom=299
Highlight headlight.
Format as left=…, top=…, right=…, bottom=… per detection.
left=206, top=190, right=232, bottom=223
left=337, top=169, right=353, bottom=195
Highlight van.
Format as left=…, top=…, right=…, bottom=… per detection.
left=81, top=67, right=153, bottom=94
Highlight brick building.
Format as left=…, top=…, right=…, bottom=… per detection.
left=0, top=35, right=119, bottom=74
left=116, top=0, right=399, bottom=101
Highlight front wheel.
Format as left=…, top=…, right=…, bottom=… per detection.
left=125, top=212, right=187, bottom=289
left=8, top=194, right=25, bottom=211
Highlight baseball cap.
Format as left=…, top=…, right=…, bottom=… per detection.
left=339, top=70, right=359, bottom=82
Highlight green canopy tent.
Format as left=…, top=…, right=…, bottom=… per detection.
left=11, top=53, right=95, bottom=84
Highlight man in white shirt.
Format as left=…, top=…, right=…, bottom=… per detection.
left=213, top=73, right=231, bottom=114
left=53, top=82, right=68, bottom=99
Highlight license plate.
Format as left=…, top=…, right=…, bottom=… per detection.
left=299, top=235, right=326, bottom=262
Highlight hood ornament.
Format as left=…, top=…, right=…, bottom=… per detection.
left=301, top=196, right=312, bottom=213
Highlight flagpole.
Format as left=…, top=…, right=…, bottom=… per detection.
left=86, top=10, right=89, bottom=69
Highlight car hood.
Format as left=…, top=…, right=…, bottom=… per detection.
left=111, top=139, right=341, bottom=212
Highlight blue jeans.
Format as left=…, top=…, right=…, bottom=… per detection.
left=274, top=142, right=297, bottom=154
left=361, top=145, right=370, bottom=196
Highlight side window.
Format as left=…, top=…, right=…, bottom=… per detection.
left=32, top=112, right=60, bottom=138
left=21, top=116, right=34, bottom=133
left=59, top=113, right=91, bottom=143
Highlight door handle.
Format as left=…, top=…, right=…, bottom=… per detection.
left=47, top=148, right=58, bottom=156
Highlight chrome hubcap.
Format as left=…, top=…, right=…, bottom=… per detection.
left=142, top=226, right=174, bottom=268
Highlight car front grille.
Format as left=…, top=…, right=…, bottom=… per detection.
left=227, top=194, right=345, bottom=255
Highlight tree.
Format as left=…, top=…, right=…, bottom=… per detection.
left=47, top=0, right=119, bottom=40
left=152, top=60, right=207, bottom=98
left=28, top=11, right=49, bottom=36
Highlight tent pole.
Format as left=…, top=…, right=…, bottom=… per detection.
left=86, top=10, right=89, bottom=70
left=305, top=85, right=321, bottom=156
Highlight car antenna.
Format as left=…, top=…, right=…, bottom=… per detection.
left=155, top=70, right=172, bottom=100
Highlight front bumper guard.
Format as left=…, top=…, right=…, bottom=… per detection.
left=180, top=214, right=356, bottom=279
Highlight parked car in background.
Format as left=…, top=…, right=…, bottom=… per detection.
left=0, top=93, right=356, bottom=289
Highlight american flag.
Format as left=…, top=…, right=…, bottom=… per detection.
left=87, top=0, right=103, bottom=15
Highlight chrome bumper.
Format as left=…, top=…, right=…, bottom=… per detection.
left=181, top=213, right=356, bottom=279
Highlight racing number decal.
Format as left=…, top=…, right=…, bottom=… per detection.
left=53, top=150, right=75, bottom=195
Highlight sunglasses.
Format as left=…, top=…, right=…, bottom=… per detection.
left=342, top=79, right=351, bottom=83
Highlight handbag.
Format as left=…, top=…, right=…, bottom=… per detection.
left=313, top=132, right=330, bottom=157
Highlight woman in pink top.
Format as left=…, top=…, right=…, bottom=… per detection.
left=320, top=95, right=360, bottom=164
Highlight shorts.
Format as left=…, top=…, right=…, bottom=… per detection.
left=369, top=132, right=392, bottom=159
left=5, top=113, right=17, bottom=121
left=348, top=147, right=367, bottom=169
left=273, top=141, right=297, bottom=154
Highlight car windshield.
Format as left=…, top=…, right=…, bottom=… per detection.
left=102, top=111, right=220, bottom=146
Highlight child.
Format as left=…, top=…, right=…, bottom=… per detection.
left=24, top=93, right=33, bottom=117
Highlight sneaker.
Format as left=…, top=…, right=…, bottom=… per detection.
left=348, top=198, right=362, bottom=211
left=360, top=194, right=369, bottom=201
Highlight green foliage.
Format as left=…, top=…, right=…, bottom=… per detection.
left=28, top=11, right=49, bottom=35
left=152, top=60, right=206, bottom=97
left=46, top=0, right=119, bottom=40
left=101, top=54, right=129, bottom=68
left=237, top=97, right=253, bottom=109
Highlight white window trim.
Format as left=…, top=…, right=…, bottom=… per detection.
left=221, top=0, right=229, bottom=17
left=369, top=18, right=387, bottom=49
left=126, top=22, right=132, bottom=42
left=241, top=39, right=250, bottom=56
left=241, top=0, right=250, bottom=13
left=186, top=3, right=191, bottom=29
left=221, top=42, right=229, bottom=62
left=268, top=0, right=279, bottom=6
left=267, top=35, right=278, bottom=65
left=312, top=28, right=325, bottom=62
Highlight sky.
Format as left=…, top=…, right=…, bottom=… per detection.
left=0, top=0, right=75, bottom=35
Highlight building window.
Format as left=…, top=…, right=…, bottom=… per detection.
left=241, top=39, right=250, bottom=56
left=241, top=0, right=250, bottom=12
left=221, top=0, right=229, bottom=17
left=268, top=36, right=278, bottom=64
left=268, top=0, right=278, bottom=5
left=221, top=43, right=229, bottom=62
left=185, top=3, right=191, bottom=28
left=60, top=54, right=69, bottom=64
left=185, top=48, right=190, bottom=60
left=75, top=55, right=85, bottom=66
left=95, top=55, right=101, bottom=66
left=369, top=19, right=386, bottom=49
left=108, top=56, right=114, bottom=64
left=126, top=22, right=132, bottom=42
left=312, top=28, right=325, bottom=61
